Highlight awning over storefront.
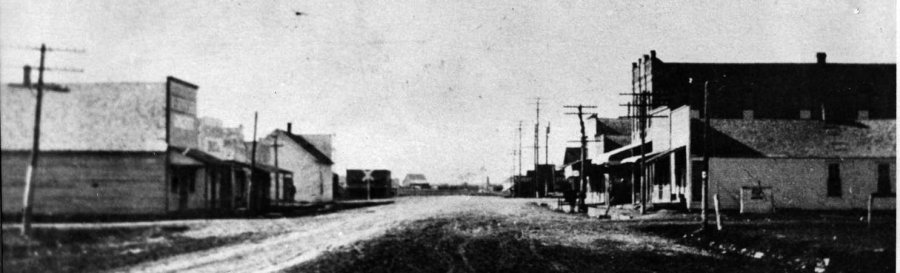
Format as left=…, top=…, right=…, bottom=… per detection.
left=644, top=146, right=686, bottom=163
left=619, top=150, right=661, bottom=164
left=602, top=141, right=653, bottom=164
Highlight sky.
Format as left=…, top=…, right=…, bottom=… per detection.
left=1, top=0, right=895, bottom=184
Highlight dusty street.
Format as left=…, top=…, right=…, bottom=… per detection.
left=113, top=196, right=546, bottom=273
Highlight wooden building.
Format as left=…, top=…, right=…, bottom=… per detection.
left=1, top=77, right=228, bottom=217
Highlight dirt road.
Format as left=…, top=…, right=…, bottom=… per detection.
left=113, top=196, right=542, bottom=273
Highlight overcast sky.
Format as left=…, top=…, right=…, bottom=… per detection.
left=1, top=0, right=895, bottom=184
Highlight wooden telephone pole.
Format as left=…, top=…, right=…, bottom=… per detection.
left=564, top=104, right=597, bottom=213
left=16, top=44, right=83, bottom=236
left=534, top=98, right=540, bottom=197
left=517, top=121, right=523, bottom=176
left=248, top=112, right=258, bottom=214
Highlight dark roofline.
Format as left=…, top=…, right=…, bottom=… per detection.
left=169, top=146, right=222, bottom=164
left=277, top=130, right=334, bottom=165
left=166, top=76, right=198, bottom=89
left=223, top=160, right=293, bottom=173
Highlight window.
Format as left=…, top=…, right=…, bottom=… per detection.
left=827, top=164, right=841, bottom=197
left=858, top=110, right=869, bottom=120
left=208, top=141, right=220, bottom=152
left=800, top=110, right=812, bottom=119
left=877, top=164, right=892, bottom=194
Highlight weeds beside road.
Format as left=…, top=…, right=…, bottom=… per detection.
left=290, top=205, right=788, bottom=273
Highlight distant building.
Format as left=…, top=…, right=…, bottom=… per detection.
left=1, top=76, right=225, bottom=216
left=402, top=174, right=429, bottom=189
left=345, top=169, right=392, bottom=199
left=198, top=117, right=247, bottom=162
left=198, top=118, right=290, bottom=210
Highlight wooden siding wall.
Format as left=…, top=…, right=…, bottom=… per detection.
left=2, top=152, right=167, bottom=215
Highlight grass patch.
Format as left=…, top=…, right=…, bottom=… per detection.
left=289, top=213, right=788, bottom=273
left=638, top=211, right=896, bottom=273
left=2, top=226, right=258, bottom=273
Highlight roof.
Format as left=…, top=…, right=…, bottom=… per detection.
left=563, top=147, right=583, bottom=165
left=1, top=82, right=168, bottom=152
left=691, top=119, right=895, bottom=158
left=649, top=57, right=896, bottom=119
left=595, top=118, right=632, bottom=137
left=278, top=130, right=334, bottom=165
left=404, top=174, right=427, bottom=180
left=605, top=135, right=632, bottom=148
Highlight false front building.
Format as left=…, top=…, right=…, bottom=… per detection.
left=1, top=76, right=228, bottom=217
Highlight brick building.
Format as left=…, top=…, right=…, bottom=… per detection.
left=596, top=51, right=895, bottom=211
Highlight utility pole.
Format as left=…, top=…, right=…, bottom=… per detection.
left=565, top=104, right=597, bottom=213
left=619, top=61, right=667, bottom=215
left=517, top=121, right=522, bottom=176
left=545, top=122, right=550, bottom=194
left=535, top=101, right=540, bottom=197
left=16, top=44, right=82, bottom=236
left=701, top=81, right=710, bottom=230
left=545, top=122, right=550, bottom=166
left=249, top=112, right=258, bottom=214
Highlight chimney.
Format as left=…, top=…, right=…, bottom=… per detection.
left=650, top=50, right=656, bottom=60
left=816, top=52, right=826, bottom=64
left=23, top=66, right=32, bottom=86
left=287, top=123, right=292, bottom=134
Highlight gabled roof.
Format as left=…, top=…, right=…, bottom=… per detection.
left=1, top=82, right=167, bottom=152
left=692, top=119, right=895, bottom=158
left=277, top=130, right=334, bottom=165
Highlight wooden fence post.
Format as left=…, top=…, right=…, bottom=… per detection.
left=714, top=194, right=723, bottom=231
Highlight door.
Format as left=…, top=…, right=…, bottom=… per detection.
left=172, top=167, right=196, bottom=211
